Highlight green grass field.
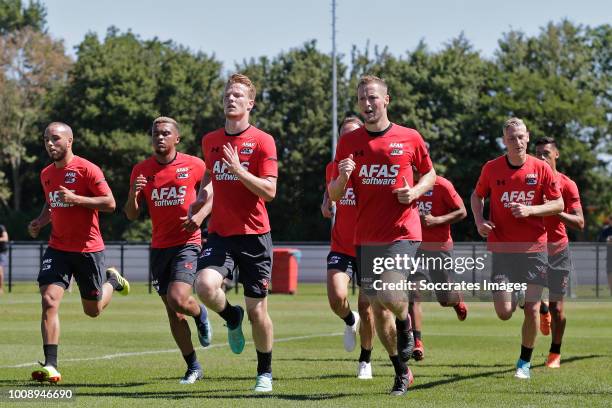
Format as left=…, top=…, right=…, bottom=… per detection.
left=1, top=283, right=611, bottom=407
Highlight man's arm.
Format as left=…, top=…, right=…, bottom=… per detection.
left=124, top=174, right=147, bottom=220
left=28, top=202, right=51, bottom=238
left=558, top=208, right=585, bottom=231
left=393, top=167, right=437, bottom=205
left=222, top=143, right=276, bottom=202
left=421, top=206, right=467, bottom=227
left=470, top=191, right=495, bottom=238
left=0, top=226, right=8, bottom=242
left=183, top=174, right=214, bottom=232
left=58, top=186, right=115, bottom=212
left=329, top=154, right=355, bottom=202
left=320, top=191, right=335, bottom=219
left=509, top=197, right=563, bottom=218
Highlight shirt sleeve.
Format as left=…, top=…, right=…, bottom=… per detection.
left=258, top=134, right=278, bottom=178
left=412, top=132, right=433, bottom=175
left=442, top=179, right=463, bottom=211
left=541, top=164, right=561, bottom=201
left=87, top=163, right=112, bottom=196
left=564, top=179, right=582, bottom=212
left=474, top=163, right=491, bottom=198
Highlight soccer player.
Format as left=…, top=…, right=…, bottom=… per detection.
left=534, top=137, right=584, bottom=368
left=322, top=115, right=376, bottom=379
left=27, top=122, right=130, bottom=383
left=194, top=74, right=278, bottom=392
left=471, top=118, right=563, bottom=379
left=410, top=172, right=468, bottom=361
left=124, top=117, right=213, bottom=384
left=329, top=75, right=436, bottom=396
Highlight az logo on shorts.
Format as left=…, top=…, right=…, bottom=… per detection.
left=328, top=256, right=340, bottom=265
left=201, top=248, right=212, bottom=258
left=42, top=258, right=52, bottom=271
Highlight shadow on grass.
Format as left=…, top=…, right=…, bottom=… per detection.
left=73, top=390, right=357, bottom=401
left=412, top=354, right=604, bottom=391
left=0, top=379, right=150, bottom=388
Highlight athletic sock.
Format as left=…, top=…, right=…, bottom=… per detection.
left=540, top=303, right=549, bottom=314
left=106, top=273, right=120, bottom=291
left=43, top=344, right=58, bottom=368
left=342, top=310, right=355, bottom=326
left=359, top=347, right=372, bottom=363
left=218, top=300, right=240, bottom=328
left=389, top=355, right=407, bottom=376
left=194, top=304, right=208, bottom=322
left=396, top=317, right=412, bottom=332
left=256, top=350, right=272, bottom=376
left=413, top=330, right=422, bottom=341
left=550, top=343, right=562, bottom=354
left=520, top=345, right=534, bottom=363
left=182, top=351, right=201, bottom=371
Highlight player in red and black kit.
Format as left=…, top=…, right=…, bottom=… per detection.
left=124, top=117, right=213, bottom=384
left=27, top=122, right=130, bottom=383
left=410, top=173, right=468, bottom=361
left=534, top=137, right=584, bottom=369
left=329, top=76, right=437, bottom=396
left=471, top=118, right=563, bottom=379
left=194, top=74, right=278, bottom=393
left=321, top=116, right=376, bottom=379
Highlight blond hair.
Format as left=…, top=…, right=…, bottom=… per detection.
left=503, top=117, right=527, bottom=136
left=226, top=73, right=256, bottom=100
left=357, top=75, right=388, bottom=93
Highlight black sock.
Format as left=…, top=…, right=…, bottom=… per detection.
left=550, top=343, right=561, bottom=354
left=182, top=351, right=201, bottom=371
left=43, top=344, right=58, bottom=368
left=520, top=345, right=533, bottom=362
left=413, top=330, right=422, bottom=341
left=396, top=317, right=412, bottom=332
left=389, top=355, right=407, bottom=376
left=256, top=350, right=272, bottom=376
left=359, top=347, right=372, bottom=363
left=540, top=303, right=549, bottom=314
left=342, top=310, right=355, bottom=326
left=218, top=301, right=240, bottom=328
left=106, top=273, right=120, bottom=291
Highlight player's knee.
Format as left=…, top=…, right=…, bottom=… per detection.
left=357, top=299, right=372, bottom=319
left=549, top=302, right=564, bottom=317
left=41, top=293, right=60, bottom=310
left=83, top=307, right=101, bottom=318
left=496, top=310, right=513, bottom=320
left=327, top=292, right=344, bottom=312
left=195, top=277, right=217, bottom=300
left=523, top=304, right=539, bottom=320
left=167, top=292, right=188, bottom=311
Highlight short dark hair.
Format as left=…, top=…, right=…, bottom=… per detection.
left=535, top=137, right=557, bottom=147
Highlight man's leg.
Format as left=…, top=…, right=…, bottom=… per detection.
left=515, top=283, right=544, bottom=379
left=327, top=269, right=359, bottom=351
left=78, top=252, right=129, bottom=318
left=0, top=264, right=4, bottom=294
left=161, top=292, right=203, bottom=384
left=409, top=301, right=424, bottom=360
left=32, top=284, right=65, bottom=383
left=245, top=296, right=273, bottom=388
left=357, top=289, right=374, bottom=379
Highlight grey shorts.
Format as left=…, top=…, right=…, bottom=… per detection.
left=150, top=244, right=200, bottom=295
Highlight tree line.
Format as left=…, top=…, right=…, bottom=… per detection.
left=1, top=0, right=610, bottom=242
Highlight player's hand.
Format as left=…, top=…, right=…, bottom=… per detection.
left=222, top=143, right=246, bottom=177
left=338, top=154, right=355, bottom=180
left=509, top=202, right=532, bottom=218
left=58, top=185, right=79, bottom=205
left=180, top=213, right=203, bottom=232
left=420, top=213, right=440, bottom=227
left=392, top=176, right=418, bottom=204
left=28, top=219, right=41, bottom=238
left=321, top=195, right=335, bottom=219
left=130, top=174, right=147, bottom=196
left=476, top=220, right=496, bottom=237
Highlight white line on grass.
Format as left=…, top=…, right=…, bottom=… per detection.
left=2, top=332, right=344, bottom=369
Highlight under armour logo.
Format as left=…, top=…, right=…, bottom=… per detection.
left=212, top=147, right=220, bottom=153
left=354, top=150, right=364, bottom=157
left=496, top=179, right=506, bottom=186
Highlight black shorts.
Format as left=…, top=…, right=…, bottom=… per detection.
left=37, top=247, right=106, bottom=301
left=197, top=233, right=273, bottom=298
left=150, top=244, right=200, bottom=296
left=490, top=252, right=548, bottom=294
left=327, top=251, right=360, bottom=286
left=357, top=240, right=421, bottom=297
left=408, top=250, right=457, bottom=301
left=547, top=247, right=573, bottom=298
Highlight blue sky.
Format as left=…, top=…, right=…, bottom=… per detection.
left=45, top=0, right=611, bottom=68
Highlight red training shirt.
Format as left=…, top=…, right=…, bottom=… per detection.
left=130, top=153, right=205, bottom=248
left=326, top=162, right=357, bottom=257
left=544, top=172, right=581, bottom=255
left=416, top=175, right=463, bottom=251
left=474, top=155, right=561, bottom=253
left=202, top=126, right=278, bottom=236
left=332, top=124, right=433, bottom=245
left=41, top=155, right=111, bottom=252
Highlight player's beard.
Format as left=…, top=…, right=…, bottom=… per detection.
left=49, top=148, right=67, bottom=163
